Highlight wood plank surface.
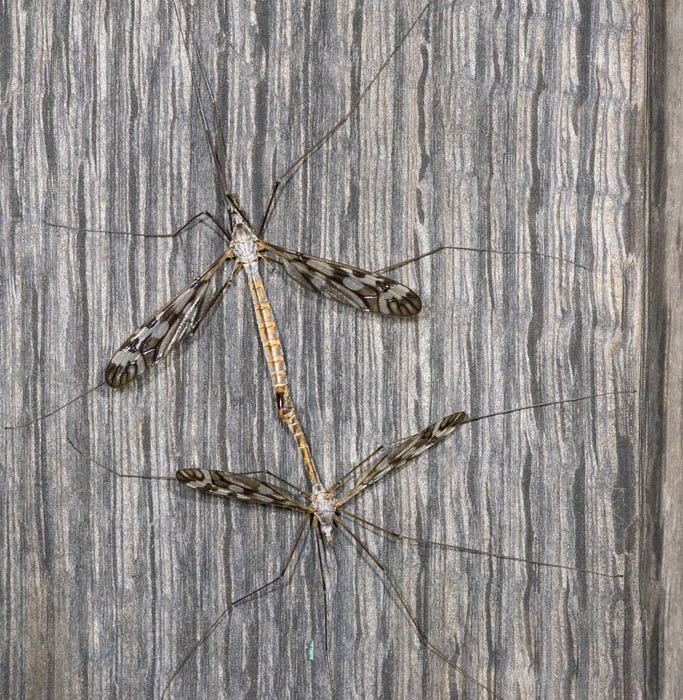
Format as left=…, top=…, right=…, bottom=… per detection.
left=646, top=1, right=683, bottom=699
left=0, top=1, right=646, bottom=698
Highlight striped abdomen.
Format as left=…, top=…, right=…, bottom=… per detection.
left=246, top=268, right=288, bottom=406
left=245, top=266, right=321, bottom=485
left=278, top=389, right=320, bottom=486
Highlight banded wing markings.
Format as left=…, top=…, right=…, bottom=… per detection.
left=261, top=241, right=421, bottom=317
left=177, top=469, right=307, bottom=511
left=106, top=249, right=236, bottom=388
left=339, top=411, right=468, bottom=503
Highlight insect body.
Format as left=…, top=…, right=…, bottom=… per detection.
left=177, top=410, right=467, bottom=548
left=3, top=0, right=585, bottom=432
left=104, top=213, right=421, bottom=390
left=71, top=394, right=625, bottom=698
left=103, top=0, right=425, bottom=410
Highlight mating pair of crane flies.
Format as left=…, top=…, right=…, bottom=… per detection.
left=15, top=0, right=619, bottom=696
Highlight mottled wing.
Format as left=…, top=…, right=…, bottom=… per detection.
left=106, top=250, right=235, bottom=387
left=177, top=469, right=307, bottom=511
left=261, top=241, right=421, bottom=317
left=339, top=411, right=468, bottom=504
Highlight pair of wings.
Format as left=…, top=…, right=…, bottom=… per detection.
left=176, top=410, right=468, bottom=511
left=106, top=239, right=421, bottom=387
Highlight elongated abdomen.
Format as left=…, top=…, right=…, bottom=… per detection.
left=244, top=264, right=321, bottom=486
left=246, top=267, right=288, bottom=401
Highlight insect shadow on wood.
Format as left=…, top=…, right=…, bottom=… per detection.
left=67, top=390, right=629, bottom=698
left=5, top=0, right=590, bottom=432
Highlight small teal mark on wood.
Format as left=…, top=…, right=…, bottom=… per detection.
left=307, top=639, right=315, bottom=661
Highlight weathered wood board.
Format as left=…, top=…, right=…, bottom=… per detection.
left=646, top=2, right=683, bottom=700
left=1, top=1, right=648, bottom=698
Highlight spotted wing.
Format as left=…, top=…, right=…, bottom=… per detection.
left=261, top=241, right=421, bottom=317
left=105, top=250, right=235, bottom=388
left=339, top=411, right=468, bottom=504
left=177, top=469, right=307, bottom=511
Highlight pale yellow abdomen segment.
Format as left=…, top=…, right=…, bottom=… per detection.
left=246, top=268, right=321, bottom=486
left=279, top=389, right=319, bottom=486
left=248, top=272, right=288, bottom=397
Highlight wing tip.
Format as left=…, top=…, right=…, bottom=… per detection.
left=402, top=289, right=422, bottom=316
left=105, top=361, right=137, bottom=388
left=382, top=282, right=422, bottom=317
left=442, top=411, right=468, bottom=428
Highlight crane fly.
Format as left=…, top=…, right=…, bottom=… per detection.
left=4, top=1, right=428, bottom=448
left=103, top=0, right=427, bottom=391
left=69, top=391, right=627, bottom=698
left=5, top=0, right=588, bottom=432
left=98, top=0, right=436, bottom=479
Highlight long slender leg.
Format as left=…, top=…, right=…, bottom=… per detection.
left=44, top=210, right=230, bottom=243
left=161, top=515, right=312, bottom=699
left=258, top=179, right=283, bottom=237
left=67, top=441, right=313, bottom=509
left=336, top=518, right=499, bottom=699
left=313, top=520, right=334, bottom=693
left=465, top=389, right=635, bottom=427
left=65, top=436, right=174, bottom=482
left=5, top=381, right=108, bottom=431
left=328, top=392, right=632, bottom=469
left=169, top=0, right=249, bottom=223
left=257, top=2, right=435, bottom=236
left=375, top=244, right=591, bottom=275
left=6, top=223, right=238, bottom=431
left=338, top=508, right=622, bottom=580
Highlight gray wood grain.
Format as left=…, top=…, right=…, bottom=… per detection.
left=646, top=1, right=683, bottom=699
left=0, top=1, right=646, bottom=699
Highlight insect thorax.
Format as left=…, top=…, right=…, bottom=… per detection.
left=231, top=222, right=260, bottom=266
left=311, top=484, right=336, bottom=543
